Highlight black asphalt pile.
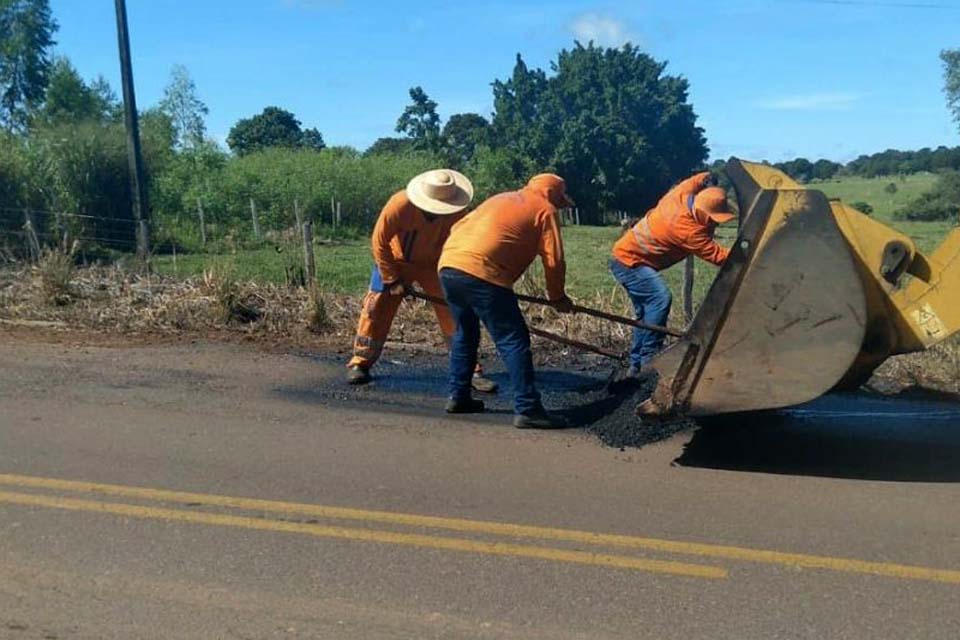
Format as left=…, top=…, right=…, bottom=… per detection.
left=567, top=372, right=698, bottom=449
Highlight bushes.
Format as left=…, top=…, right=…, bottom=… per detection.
left=896, top=195, right=959, bottom=222
left=0, top=118, right=175, bottom=251
left=895, top=170, right=960, bottom=222
left=3, top=124, right=449, bottom=254
left=152, top=147, right=444, bottom=245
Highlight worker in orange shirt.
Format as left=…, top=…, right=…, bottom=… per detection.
left=610, top=172, right=735, bottom=375
left=438, top=174, right=575, bottom=429
left=347, top=169, right=497, bottom=393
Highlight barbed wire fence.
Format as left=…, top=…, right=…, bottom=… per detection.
left=0, top=199, right=369, bottom=297
left=0, top=206, right=139, bottom=263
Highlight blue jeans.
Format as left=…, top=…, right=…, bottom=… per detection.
left=439, top=268, right=542, bottom=416
left=609, top=259, right=672, bottom=368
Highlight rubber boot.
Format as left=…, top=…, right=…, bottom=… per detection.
left=445, top=397, right=486, bottom=414
left=346, top=365, right=372, bottom=385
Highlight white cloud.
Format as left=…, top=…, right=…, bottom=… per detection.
left=755, top=92, right=862, bottom=111
left=569, top=13, right=637, bottom=48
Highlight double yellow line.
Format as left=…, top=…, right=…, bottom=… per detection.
left=1, top=473, right=958, bottom=584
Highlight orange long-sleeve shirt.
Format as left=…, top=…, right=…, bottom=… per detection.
left=371, top=191, right=465, bottom=284
left=438, top=183, right=567, bottom=301
left=612, top=172, right=730, bottom=270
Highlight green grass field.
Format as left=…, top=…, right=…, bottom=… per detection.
left=813, top=173, right=938, bottom=221
left=814, top=173, right=954, bottom=254
left=152, top=173, right=956, bottom=305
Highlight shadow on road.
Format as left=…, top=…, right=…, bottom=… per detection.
left=274, top=353, right=608, bottom=423
left=676, top=391, right=960, bottom=482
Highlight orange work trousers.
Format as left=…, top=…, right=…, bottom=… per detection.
left=349, top=265, right=453, bottom=369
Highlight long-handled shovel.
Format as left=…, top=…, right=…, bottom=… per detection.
left=406, top=290, right=625, bottom=361
left=513, top=292, right=684, bottom=338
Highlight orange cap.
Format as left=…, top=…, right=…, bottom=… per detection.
left=694, top=187, right=736, bottom=224
left=527, top=173, right=576, bottom=208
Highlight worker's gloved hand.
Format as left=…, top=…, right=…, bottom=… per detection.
left=387, top=282, right=407, bottom=296
left=552, top=295, right=575, bottom=314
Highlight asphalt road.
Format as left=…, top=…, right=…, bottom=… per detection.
left=1, top=334, right=958, bottom=639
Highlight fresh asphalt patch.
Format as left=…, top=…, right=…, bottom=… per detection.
left=272, top=351, right=695, bottom=447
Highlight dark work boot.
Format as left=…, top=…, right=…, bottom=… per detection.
left=346, top=365, right=372, bottom=385
left=445, top=397, right=486, bottom=414
left=513, top=408, right=572, bottom=430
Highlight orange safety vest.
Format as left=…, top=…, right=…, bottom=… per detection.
left=439, top=178, right=567, bottom=301
left=371, top=191, right=465, bottom=284
left=612, top=172, right=730, bottom=270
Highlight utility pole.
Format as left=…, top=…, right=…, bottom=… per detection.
left=114, top=0, right=150, bottom=262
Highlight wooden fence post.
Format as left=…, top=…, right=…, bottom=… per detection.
left=683, top=255, right=695, bottom=324
left=301, top=220, right=321, bottom=321
left=293, top=198, right=302, bottom=237
left=335, top=201, right=341, bottom=232
left=196, top=197, right=206, bottom=247
left=23, top=209, right=40, bottom=260
left=139, top=219, right=151, bottom=271
left=249, top=198, right=261, bottom=240
left=574, top=207, right=580, bottom=225
left=302, top=221, right=316, bottom=291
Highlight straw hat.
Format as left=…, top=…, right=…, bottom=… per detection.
left=406, top=169, right=474, bottom=215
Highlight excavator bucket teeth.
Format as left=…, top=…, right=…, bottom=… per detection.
left=640, top=179, right=868, bottom=418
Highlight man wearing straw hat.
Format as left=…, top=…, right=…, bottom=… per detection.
left=346, top=169, right=498, bottom=393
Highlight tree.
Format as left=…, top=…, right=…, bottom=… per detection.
left=442, top=112, right=491, bottom=168
left=491, top=54, right=552, bottom=167
left=491, top=44, right=709, bottom=222
left=226, top=106, right=325, bottom=155
left=774, top=158, right=814, bottom=182
left=159, top=64, right=208, bottom=150
left=35, top=57, right=115, bottom=125
left=811, top=158, right=841, bottom=181
left=465, top=145, right=525, bottom=202
left=396, top=86, right=440, bottom=151
left=365, top=136, right=415, bottom=156
left=0, top=0, right=58, bottom=130
left=943, top=49, right=960, bottom=133
left=300, top=126, right=325, bottom=151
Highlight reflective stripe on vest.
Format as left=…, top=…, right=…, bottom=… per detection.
left=632, top=193, right=698, bottom=257
left=631, top=217, right=661, bottom=256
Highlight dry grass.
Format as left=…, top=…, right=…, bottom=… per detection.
left=35, top=246, right=78, bottom=306
left=201, top=268, right=265, bottom=325
left=0, top=262, right=957, bottom=395
left=305, top=286, right=334, bottom=334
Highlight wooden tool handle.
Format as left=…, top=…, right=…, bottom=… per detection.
left=513, top=293, right=683, bottom=337
left=406, top=290, right=624, bottom=360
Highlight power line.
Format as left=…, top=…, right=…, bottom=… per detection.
left=781, top=0, right=960, bottom=9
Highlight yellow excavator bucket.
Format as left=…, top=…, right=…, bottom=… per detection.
left=639, top=159, right=960, bottom=418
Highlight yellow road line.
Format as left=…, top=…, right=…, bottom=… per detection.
left=0, top=490, right=725, bottom=579
left=1, top=473, right=958, bottom=584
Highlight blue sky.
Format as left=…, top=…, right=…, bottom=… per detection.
left=50, top=0, right=960, bottom=162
